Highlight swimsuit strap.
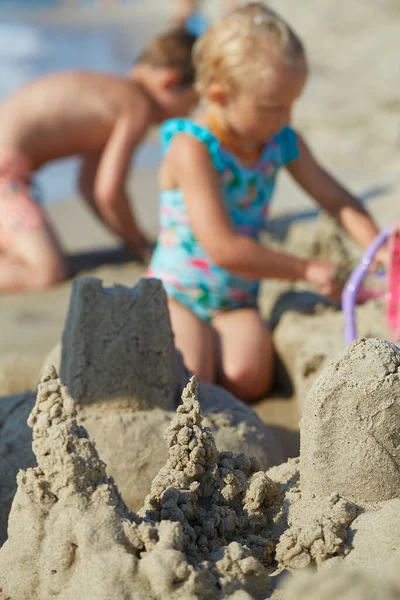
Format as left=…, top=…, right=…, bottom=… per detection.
left=271, top=126, right=299, bottom=166
left=161, top=118, right=226, bottom=172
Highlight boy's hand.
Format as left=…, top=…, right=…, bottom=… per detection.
left=128, top=233, right=155, bottom=266
left=304, top=259, right=342, bottom=301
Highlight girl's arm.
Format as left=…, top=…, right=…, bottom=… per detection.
left=168, top=134, right=337, bottom=291
left=286, top=135, right=380, bottom=249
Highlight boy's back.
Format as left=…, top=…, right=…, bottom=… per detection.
left=0, top=71, right=155, bottom=169
left=0, top=27, right=198, bottom=292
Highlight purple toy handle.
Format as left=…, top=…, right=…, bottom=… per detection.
left=342, top=225, right=393, bottom=345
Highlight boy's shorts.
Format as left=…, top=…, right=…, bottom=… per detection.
left=0, top=148, right=45, bottom=249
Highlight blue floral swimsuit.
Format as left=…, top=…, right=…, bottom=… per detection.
left=148, top=118, right=299, bottom=322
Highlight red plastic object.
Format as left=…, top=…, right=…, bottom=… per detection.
left=387, top=226, right=400, bottom=344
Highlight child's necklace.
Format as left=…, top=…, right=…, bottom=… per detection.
left=206, top=113, right=264, bottom=163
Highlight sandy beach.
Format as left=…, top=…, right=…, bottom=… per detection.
left=0, top=1, right=400, bottom=598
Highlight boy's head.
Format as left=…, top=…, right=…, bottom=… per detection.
left=134, top=28, right=199, bottom=121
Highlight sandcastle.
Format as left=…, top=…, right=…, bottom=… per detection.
left=0, top=368, right=279, bottom=599
left=1, top=336, right=400, bottom=598
left=60, top=277, right=177, bottom=411
left=1, top=270, right=400, bottom=598
left=0, top=277, right=282, bottom=545
left=301, top=338, right=400, bottom=504
left=275, top=338, right=400, bottom=572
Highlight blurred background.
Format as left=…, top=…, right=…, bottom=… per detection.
left=0, top=0, right=398, bottom=245
left=0, top=0, right=168, bottom=206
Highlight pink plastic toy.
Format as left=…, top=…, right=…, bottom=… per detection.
left=387, top=226, right=400, bottom=343
left=342, top=224, right=400, bottom=346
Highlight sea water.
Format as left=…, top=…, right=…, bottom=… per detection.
left=0, top=1, right=161, bottom=204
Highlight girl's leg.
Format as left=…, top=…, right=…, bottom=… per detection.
left=213, top=308, right=275, bottom=402
left=168, top=297, right=217, bottom=383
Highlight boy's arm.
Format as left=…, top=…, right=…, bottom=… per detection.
left=79, top=152, right=102, bottom=208
left=80, top=153, right=150, bottom=257
left=92, top=105, right=152, bottom=258
left=286, top=135, right=380, bottom=250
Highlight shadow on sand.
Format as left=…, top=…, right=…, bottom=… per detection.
left=66, top=245, right=147, bottom=279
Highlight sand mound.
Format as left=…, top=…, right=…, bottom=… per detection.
left=285, top=214, right=359, bottom=287
left=301, top=338, right=400, bottom=504
left=275, top=339, right=400, bottom=578
left=0, top=367, right=278, bottom=599
left=140, top=377, right=281, bottom=566
left=276, top=491, right=357, bottom=569
left=282, top=566, right=400, bottom=600
left=273, top=298, right=388, bottom=413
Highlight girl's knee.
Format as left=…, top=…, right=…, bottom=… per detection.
left=168, top=299, right=217, bottom=383
left=183, top=352, right=215, bottom=383
left=222, top=359, right=274, bottom=403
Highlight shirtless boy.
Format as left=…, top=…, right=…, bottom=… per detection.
left=0, top=28, right=197, bottom=291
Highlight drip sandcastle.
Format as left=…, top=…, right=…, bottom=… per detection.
left=0, top=278, right=282, bottom=546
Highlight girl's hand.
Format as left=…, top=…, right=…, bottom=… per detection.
left=304, top=259, right=341, bottom=301
left=372, top=244, right=390, bottom=271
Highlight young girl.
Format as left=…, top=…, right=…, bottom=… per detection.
left=149, top=2, right=382, bottom=402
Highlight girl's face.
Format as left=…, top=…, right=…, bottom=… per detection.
left=219, top=62, right=306, bottom=144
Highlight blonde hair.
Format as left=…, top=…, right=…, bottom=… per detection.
left=194, top=2, right=307, bottom=96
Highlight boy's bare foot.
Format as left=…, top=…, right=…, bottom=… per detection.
left=123, top=236, right=155, bottom=266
